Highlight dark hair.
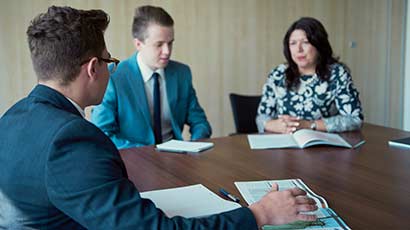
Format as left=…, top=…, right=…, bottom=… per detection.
left=283, top=17, right=340, bottom=89
left=26, top=6, right=109, bottom=85
left=132, top=5, right=174, bottom=41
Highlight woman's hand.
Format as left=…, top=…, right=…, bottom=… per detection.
left=264, top=115, right=301, bottom=134
left=264, top=116, right=324, bottom=133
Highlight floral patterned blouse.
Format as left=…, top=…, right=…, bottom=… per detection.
left=256, top=63, right=363, bottom=133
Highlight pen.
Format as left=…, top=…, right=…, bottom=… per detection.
left=353, top=140, right=366, bottom=149
left=219, top=188, right=240, bottom=203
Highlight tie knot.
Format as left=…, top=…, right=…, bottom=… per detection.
left=152, top=72, right=160, bottom=81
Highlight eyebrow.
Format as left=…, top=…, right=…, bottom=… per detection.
left=154, top=39, right=175, bottom=44
left=289, top=38, right=308, bottom=41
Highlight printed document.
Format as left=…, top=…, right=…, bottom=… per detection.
left=235, top=179, right=351, bottom=230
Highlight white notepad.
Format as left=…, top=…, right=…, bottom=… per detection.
left=140, top=184, right=241, bottom=218
left=156, top=140, right=214, bottom=153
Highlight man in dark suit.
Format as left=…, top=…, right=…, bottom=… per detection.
left=0, top=5, right=317, bottom=229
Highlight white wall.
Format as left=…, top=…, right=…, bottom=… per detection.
left=405, top=0, right=410, bottom=130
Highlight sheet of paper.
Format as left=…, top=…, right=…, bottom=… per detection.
left=156, top=140, right=214, bottom=153
left=140, top=184, right=241, bottom=218
left=247, top=134, right=298, bottom=149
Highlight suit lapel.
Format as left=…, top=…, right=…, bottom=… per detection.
left=164, top=66, right=183, bottom=139
left=127, top=55, right=153, bottom=128
left=165, top=67, right=178, bottom=113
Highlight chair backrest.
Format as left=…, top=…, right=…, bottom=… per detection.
left=229, top=93, right=261, bottom=134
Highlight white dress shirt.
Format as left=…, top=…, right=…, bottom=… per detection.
left=137, top=53, right=173, bottom=142
left=65, top=97, right=85, bottom=118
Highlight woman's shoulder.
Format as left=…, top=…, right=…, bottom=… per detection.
left=276, top=63, right=288, bottom=72
left=268, top=64, right=287, bottom=78
left=329, top=63, right=351, bottom=77
left=330, top=62, right=350, bottom=74
left=329, top=62, right=353, bottom=83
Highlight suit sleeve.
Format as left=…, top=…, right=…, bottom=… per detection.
left=46, top=119, right=256, bottom=229
left=91, top=78, right=136, bottom=149
left=184, top=68, right=212, bottom=140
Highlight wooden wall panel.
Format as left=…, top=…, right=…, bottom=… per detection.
left=344, top=0, right=388, bottom=125
left=0, top=0, right=405, bottom=138
left=344, top=0, right=405, bottom=128
left=388, top=0, right=406, bottom=128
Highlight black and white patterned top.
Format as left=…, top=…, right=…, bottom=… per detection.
left=256, top=63, right=363, bottom=133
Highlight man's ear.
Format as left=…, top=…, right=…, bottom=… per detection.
left=133, top=38, right=144, bottom=51
left=86, top=57, right=99, bottom=80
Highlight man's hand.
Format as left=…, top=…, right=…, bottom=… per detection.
left=248, top=183, right=317, bottom=227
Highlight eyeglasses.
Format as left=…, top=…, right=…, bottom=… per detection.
left=80, top=56, right=120, bottom=74
left=99, top=57, right=120, bottom=74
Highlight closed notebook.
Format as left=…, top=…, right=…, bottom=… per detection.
left=156, top=139, right=214, bottom=153
left=388, top=137, right=410, bottom=149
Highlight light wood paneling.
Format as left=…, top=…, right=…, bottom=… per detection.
left=389, top=0, right=406, bottom=128
left=344, top=0, right=405, bottom=129
left=0, top=0, right=405, bottom=138
left=344, top=0, right=388, bottom=125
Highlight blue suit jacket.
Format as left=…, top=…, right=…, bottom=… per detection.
left=0, top=85, right=256, bottom=229
left=91, top=53, right=212, bottom=149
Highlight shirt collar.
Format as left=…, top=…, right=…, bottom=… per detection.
left=65, top=96, right=85, bottom=118
left=137, top=53, right=165, bottom=82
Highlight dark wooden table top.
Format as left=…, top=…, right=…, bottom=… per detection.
left=120, top=123, right=410, bottom=229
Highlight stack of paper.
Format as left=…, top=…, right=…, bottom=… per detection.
left=156, top=140, right=214, bottom=153
left=140, top=184, right=241, bottom=218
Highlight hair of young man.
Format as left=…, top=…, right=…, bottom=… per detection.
left=132, top=5, right=174, bottom=41
left=26, top=5, right=110, bottom=85
left=282, top=17, right=341, bottom=90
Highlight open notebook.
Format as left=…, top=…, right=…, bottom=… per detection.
left=140, top=184, right=240, bottom=218
left=248, top=129, right=365, bottom=149
left=235, top=179, right=351, bottom=230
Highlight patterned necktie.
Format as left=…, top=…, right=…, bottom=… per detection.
left=152, top=72, right=162, bottom=144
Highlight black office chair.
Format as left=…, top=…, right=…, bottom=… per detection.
left=229, top=93, right=261, bottom=134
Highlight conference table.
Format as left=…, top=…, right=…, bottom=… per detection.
left=120, top=123, right=410, bottom=229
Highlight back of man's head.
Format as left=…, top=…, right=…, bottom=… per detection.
left=132, top=5, right=174, bottom=41
left=27, top=6, right=109, bottom=85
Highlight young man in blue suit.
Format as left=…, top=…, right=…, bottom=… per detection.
left=91, top=5, right=212, bottom=149
left=0, top=5, right=317, bottom=229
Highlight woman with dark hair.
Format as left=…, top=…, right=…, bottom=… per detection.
left=256, top=17, right=363, bottom=133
